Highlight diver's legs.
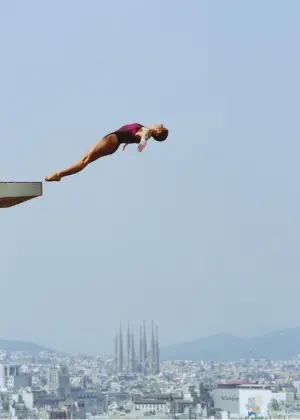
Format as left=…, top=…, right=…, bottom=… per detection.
left=45, top=134, right=119, bottom=182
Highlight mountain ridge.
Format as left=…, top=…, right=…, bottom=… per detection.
left=160, top=327, right=300, bottom=361
left=0, top=338, right=64, bottom=356
left=0, top=327, right=299, bottom=361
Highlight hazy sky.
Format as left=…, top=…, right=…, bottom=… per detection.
left=1, top=0, right=300, bottom=356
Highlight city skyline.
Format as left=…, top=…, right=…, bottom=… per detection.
left=114, top=321, right=160, bottom=375
left=0, top=350, right=298, bottom=419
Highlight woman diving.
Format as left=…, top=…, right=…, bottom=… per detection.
left=45, top=123, right=169, bottom=182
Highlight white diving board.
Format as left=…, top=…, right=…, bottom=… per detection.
left=0, top=182, right=42, bottom=208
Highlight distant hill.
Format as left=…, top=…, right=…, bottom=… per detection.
left=0, top=339, right=63, bottom=356
left=160, top=328, right=300, bottom=361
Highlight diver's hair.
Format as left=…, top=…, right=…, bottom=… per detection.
left=152, top=128, right=169, bottom=142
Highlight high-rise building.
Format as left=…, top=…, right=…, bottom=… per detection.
left=130, top=332, right=136, bottom=373
left=151, top=320, right=155, bottom=367
left=127, top=323, right=131, bottom=373
left=114, top=330, right=118, bottom=373
left=155, top=325, right=160, bottom=374
left=118, top=324, right=123, bottom=373
left=143, top=321, right=147, bottom=362
left=113, top=321, right=160, bottom=375
left=0, top=363, right=31, bottom=391
left=47, top=365, right=70, bottom=399
left=139, top=326, right=143, bottom=367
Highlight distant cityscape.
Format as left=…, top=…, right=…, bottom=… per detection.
left=0, top=328, right=299, bottom=418
left=113, top=321, right=160, bottom=375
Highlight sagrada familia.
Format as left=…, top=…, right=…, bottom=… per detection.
left=113, top=321, right=160, bottom=375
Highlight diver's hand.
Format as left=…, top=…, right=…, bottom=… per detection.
left=137, top=141, right=146, bottom=152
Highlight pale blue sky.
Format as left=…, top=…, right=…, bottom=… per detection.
left=1, top=0, right=300, bottom=356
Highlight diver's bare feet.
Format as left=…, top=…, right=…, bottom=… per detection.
left=45, top=173, right=62, bottom=182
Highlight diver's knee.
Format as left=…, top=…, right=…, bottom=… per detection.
left=80, top=155, right=92, bottom=167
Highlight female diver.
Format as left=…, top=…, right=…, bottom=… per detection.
left=45, top=123, right=169, bottom=182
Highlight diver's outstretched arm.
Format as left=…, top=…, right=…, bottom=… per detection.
left=137, top=128, right=153, bottom=152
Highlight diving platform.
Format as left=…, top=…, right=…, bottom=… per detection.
left=0, top=182, right=43, bottom=208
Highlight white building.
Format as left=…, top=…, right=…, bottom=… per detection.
left=212, top=384, right=286, bottom=417
left=69, top=388, right=108, bottom=414
left=0, top=363, right=30, bottom=391
left=133, top=399, right=166, bottom=413
left=47, top=365, right=70, bottom=399
left=20, top=389, right=35, bottom=410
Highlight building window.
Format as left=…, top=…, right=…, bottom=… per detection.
left=9, top=368, right=14, bottom=376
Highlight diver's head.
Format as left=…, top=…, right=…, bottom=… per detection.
left=151, top=124, right=169, bottom=142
